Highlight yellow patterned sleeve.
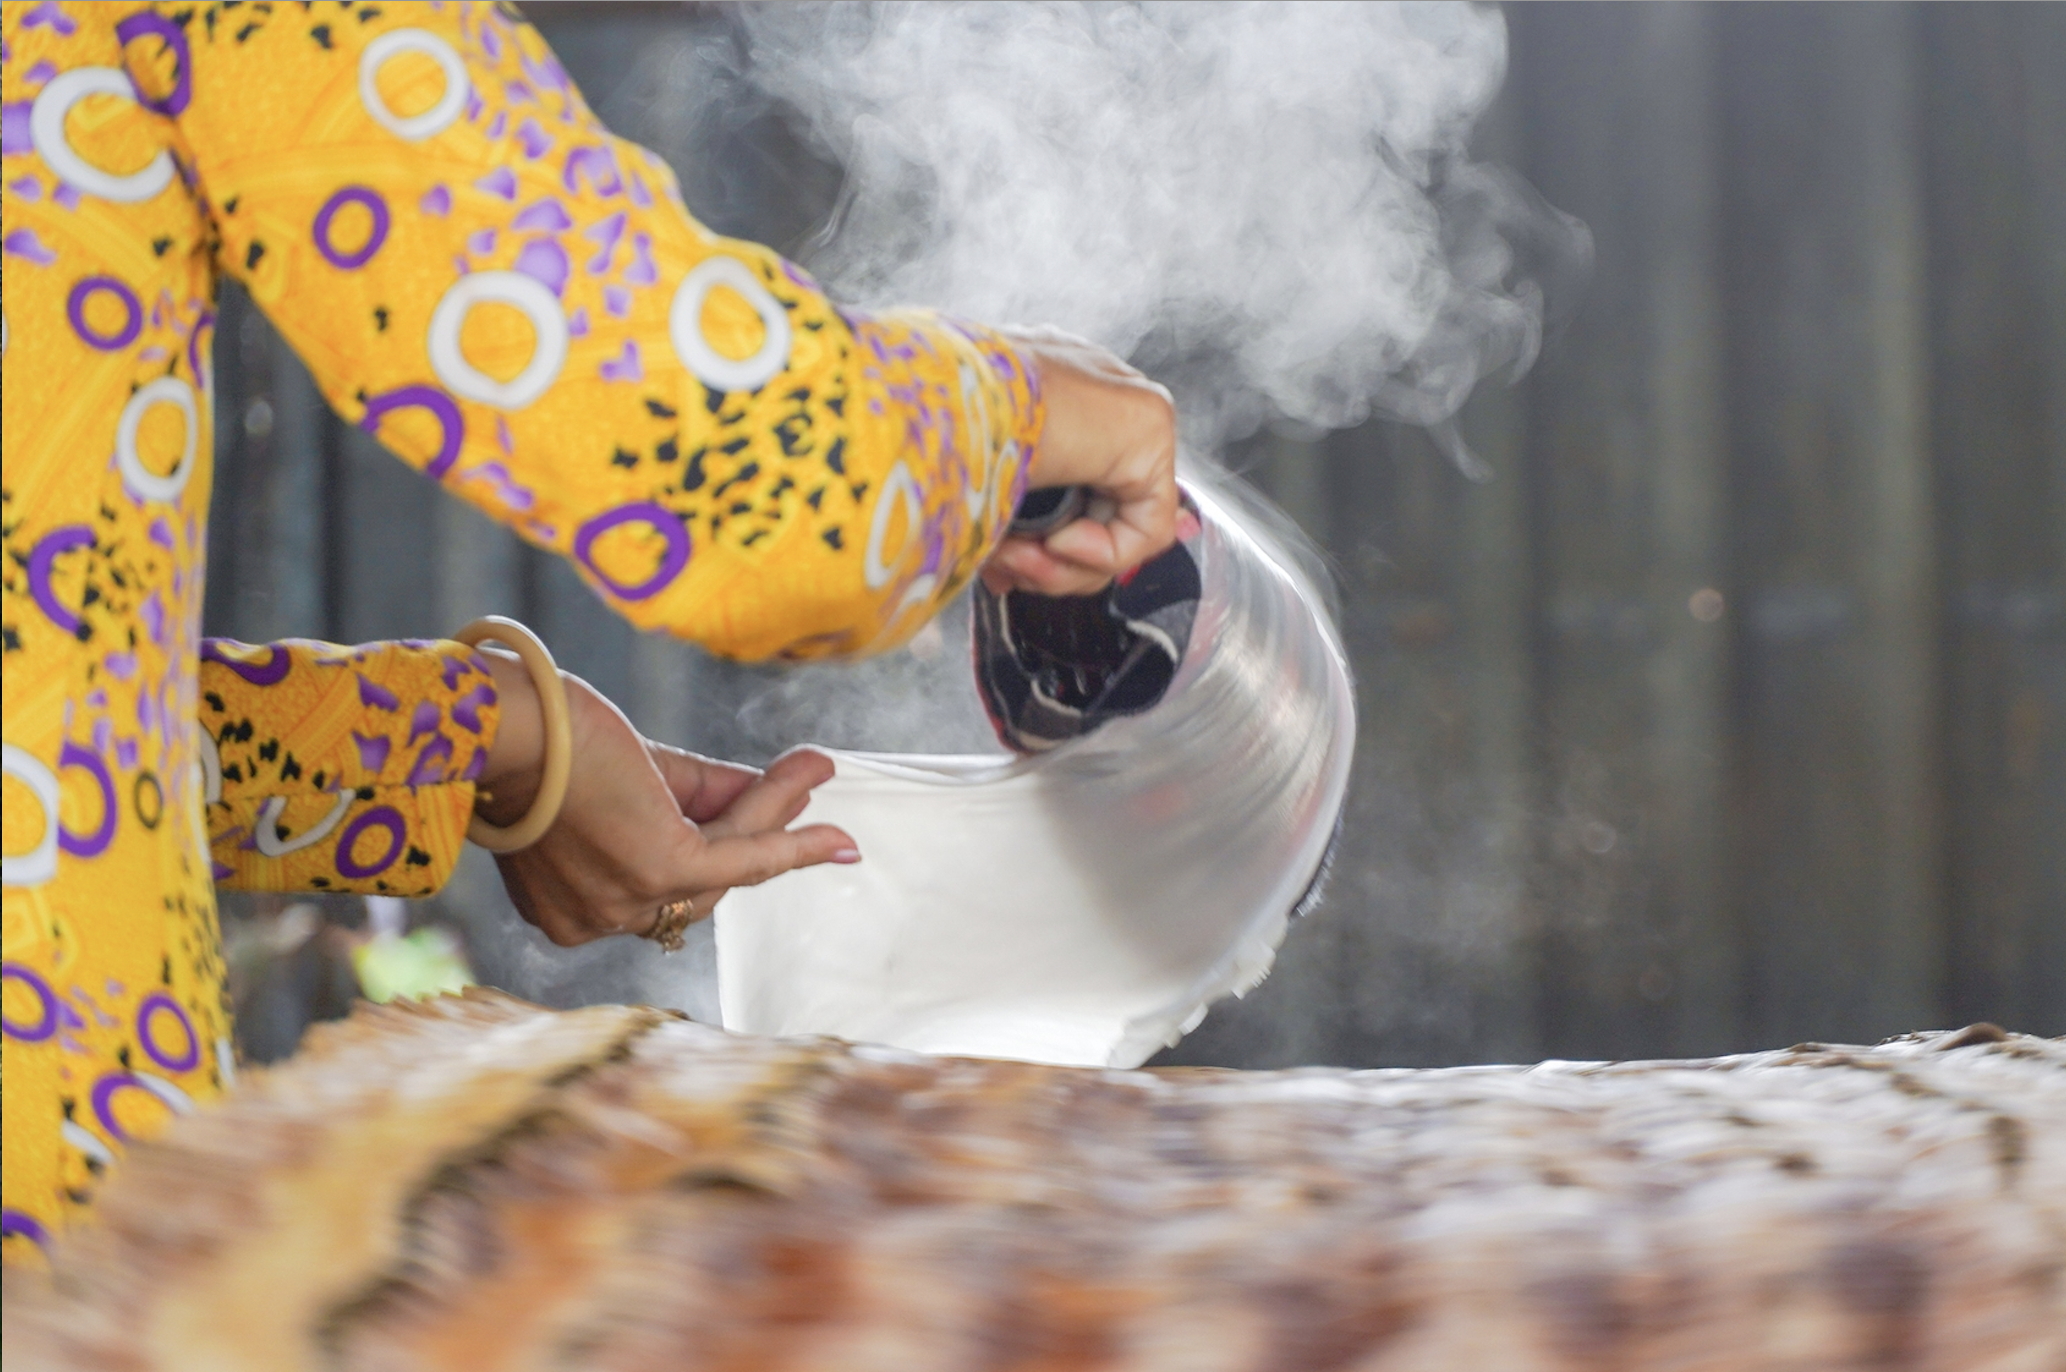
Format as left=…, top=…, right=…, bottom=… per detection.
left=197, top=638, right=501, bottom=896
left=137, top=0, right=1043, bottom=662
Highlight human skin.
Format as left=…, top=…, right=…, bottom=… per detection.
left=476, top=337, right=1180, bottom=945
left=984, top=328, right=1181, bottom=598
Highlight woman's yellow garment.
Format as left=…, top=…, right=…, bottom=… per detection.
left=0, top=0, right=1042, bottom=1261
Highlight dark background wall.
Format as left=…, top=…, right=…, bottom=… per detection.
left=208, top=3, right=2065, bottom=1067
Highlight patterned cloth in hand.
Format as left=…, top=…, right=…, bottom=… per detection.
left=974, top=497, right=1203, bottom=753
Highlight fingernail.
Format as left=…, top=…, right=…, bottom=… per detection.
left=832, top=847, right=862, bottom=864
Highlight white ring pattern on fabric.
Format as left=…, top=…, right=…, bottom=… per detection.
left=132, top=1072, right=196, bottom=1116
left=1, top=743, right=62, bottom=888
left=29, top=67, right=176, bottom=204
left=252, top=791, right=355, bottom=859
left=197, top=730, right=222, bottom=805
left=426, top=270, right=569, bottom=410
left=668, top=256, right=793, bottom=393
left=891, top=574, right=940, bottom=626
left=61, top=1121, right=115, bottom=1168
left=357, top=28, right=471, bottom=142
left=188, top=759, right=213, bottom=873
left=863, top=461, right=925, bottom=591
left=115, top=376, right=199, bottom=504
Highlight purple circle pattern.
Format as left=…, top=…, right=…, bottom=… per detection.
left=1, top=964, right=59, bottom=1042
left=335, top=805, right=406, bottom=879
left=200, top=638, right=292, bottom=686
left=57, top=741, right=116, bottom=859
left=136, top=992, right=199, bottom=1073
left=1, top=1210, right=51, bottom=1251
left=114, top=11, right=193, bottom=116
left=361, top=385, right=463, bottom=479
left=186, top=307, right=216, bottom=391
left=26, top=525, right=93, bottom=634
left=91, top=1073, right=156, bottom=1143
left=312, top=186, right=391, bottom=270
left=573, top=502, right=692, bottom=601
left=66, top=277, right=143, bottom=352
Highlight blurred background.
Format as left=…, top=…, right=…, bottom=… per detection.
left=206, top=2, right=2064, bottom=1068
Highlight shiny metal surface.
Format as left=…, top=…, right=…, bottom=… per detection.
left=715, top=477, right=1356, bottom=1066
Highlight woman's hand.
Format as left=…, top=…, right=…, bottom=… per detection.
left=475, top=651, right=856, bottom=947
left=984, top=327, right=1180, bottom=598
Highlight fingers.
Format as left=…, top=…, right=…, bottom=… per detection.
left=702, top=746, right=836, bottom=839
left=987, top=331, right=1179, bottom=596
left=692, top=823, right=858, bottom=892
left=1054, top=467, right=1179, bottom=573
left=644, top=885, right=747, bottom=929
left=1043, top=504, right=1162, bottom=574
left=985, top=469, right=1179, bottom=596
left=985, top=535, right=1114, bottom=597
left=648, top=743, right=761, bottom=823
left=1055, top=382, right=1180, bottom=574
left=639, top=891, right=708, bottom=940
left=673, top=889, right=729, bottom=922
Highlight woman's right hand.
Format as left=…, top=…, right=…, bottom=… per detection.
left=984, top=327, right=1179, bottom=598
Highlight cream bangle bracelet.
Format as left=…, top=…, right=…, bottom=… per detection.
left=454, top=616, right=573, bottom=853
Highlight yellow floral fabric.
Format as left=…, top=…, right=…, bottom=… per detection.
left=2, top=0, right=1041, bottom=1263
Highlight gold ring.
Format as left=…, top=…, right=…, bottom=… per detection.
left=647, top=896, right=698, bottom=953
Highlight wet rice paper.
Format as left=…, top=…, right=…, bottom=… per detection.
left=717, top=483, right=1355, bottom=1068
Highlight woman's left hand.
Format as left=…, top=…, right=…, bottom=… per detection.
left=983, top=326, right=1179, bottom=597
left=475, top=652, right=857, bottom=947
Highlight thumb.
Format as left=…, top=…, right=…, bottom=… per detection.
left=648, top=743, right=760, bottom=823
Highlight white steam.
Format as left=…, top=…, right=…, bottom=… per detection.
left=738, top=1, right=1586, bottom=449
left=467, top=2, right=1591, bottom=1027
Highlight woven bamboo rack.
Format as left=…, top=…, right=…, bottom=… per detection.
left=6, top=989, right=2061, bottom=1371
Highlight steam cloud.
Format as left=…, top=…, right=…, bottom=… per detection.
left=736, top=0, right=1589, bottom=453
left=468, top=2, right=1590, bottom=1023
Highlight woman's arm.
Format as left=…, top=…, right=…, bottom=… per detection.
left=137, top=1, right=1056, bottom=661
left=203, top=637, right=854, bottom=941
left=145, top=3, right=1163, bottom=931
